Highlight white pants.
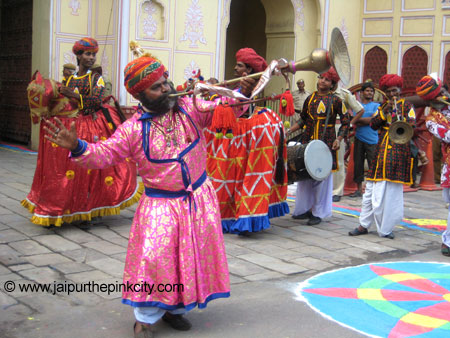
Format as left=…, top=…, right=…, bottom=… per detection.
left=441, top=188, right=450, bottom=247
left=332, top=126, right=345, bottom=196
left=294, top=174, right=333, bottom=219
left=134, top=307, right=187, bottom=325
left=359, top=181, right=403, bottom=236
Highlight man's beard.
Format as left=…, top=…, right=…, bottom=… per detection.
left=138, top=85, right=178, bottom=116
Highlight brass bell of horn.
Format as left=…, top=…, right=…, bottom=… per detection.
left=389, top=120, right=414, bottom=145
left=290, top=28, right=351, bottom=85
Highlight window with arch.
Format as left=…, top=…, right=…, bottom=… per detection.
left=363, top=46, right=387, bottom=84
left=401, top=46, right=428, bottom=91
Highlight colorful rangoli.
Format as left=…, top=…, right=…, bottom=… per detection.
left=297, top=262, right=450, bottom=337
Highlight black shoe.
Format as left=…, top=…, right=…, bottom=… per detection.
left=307, top=216, right=321, bottom=225
left=349, top=191, right=362, bottom=198
left=348, top=227, right=368, bottom=236
left=162, top=313, right=192, bottom=331
left=441, top=244, right=450, bottom=256
left=292, top=211, right=312, bottom=220
left=382, top=232, right=395, bottom=239
left=238, top=230, right=251, bottom=237
left=332, top=195, right=341, bottom=202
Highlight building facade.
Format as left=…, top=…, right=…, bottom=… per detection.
left=1, top=0, right=450, bottom=149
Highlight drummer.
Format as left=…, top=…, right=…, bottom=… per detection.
left=287, top=67, right=350, bottom=225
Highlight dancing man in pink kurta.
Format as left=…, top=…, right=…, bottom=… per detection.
left=44, top=55, right=254, bottom=337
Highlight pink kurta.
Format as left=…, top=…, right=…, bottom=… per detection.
left=72, top=97, right=235, bottom=310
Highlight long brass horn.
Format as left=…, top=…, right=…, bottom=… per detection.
left=169, top=28, right=351, bottom=98
left=389, top=121, right=414, bottom=145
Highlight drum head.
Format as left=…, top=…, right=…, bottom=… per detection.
left=304, top=140, right=333, bottom=181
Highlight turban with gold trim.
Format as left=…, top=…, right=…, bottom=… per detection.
left=379, top=74, right=403, bottom=91
left=235, top=48, right=268, bottom=73
left=416, top=75, right=442, bottom=100
left=124, top=56, right=167, bottom=96
left=321, top=67, right=340, bottom=84
left=72, top=38, right=99, bottom=54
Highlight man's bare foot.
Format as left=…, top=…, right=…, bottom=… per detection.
left=134, top=321, right=153, bottom=338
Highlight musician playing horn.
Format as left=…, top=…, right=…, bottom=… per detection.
left=44, top=54, right=256, bottom=336
left=289, top=67, right=350, bottom=225
left=349, top=74, right=416, bottom=239
left=205, top=48, right=289, bottom=235
left=417, top=74, right=450, bottom=256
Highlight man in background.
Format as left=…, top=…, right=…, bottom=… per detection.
left=91, top=64, right=112, bottom=97
left=292, top=79, right=310, bottom=114
left=350, top=82, right=379, bottom=197
left=62, top=63, right=76, bottom=85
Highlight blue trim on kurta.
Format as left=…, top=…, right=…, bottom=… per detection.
left=268, top=202, right=290, bottom=218
left=145, top=171, right=206, bottom=198
left=140, top=106, right=201, bottom=192
left=122, top=291, right=230, bottom=311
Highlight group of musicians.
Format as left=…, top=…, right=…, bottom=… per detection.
left=285, top=69, right=450, bottom=256
left=173, top=47, right=449, bottom=257
left=23, top=35, right=450, bottom=337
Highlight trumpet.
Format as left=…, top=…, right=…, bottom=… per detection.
left=388, top=96, right=414, bottom=145
left=169, top=27, right=351, bottom=99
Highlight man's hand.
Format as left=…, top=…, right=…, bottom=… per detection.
left=43, top=118, right=79, bottom=151
left=332, top=138, right=341, bottom=151
left=59, top=86, right=79, bottom=100
left=239, top=73, right=257, bottom=97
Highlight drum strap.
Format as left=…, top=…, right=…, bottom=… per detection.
left=321, top=96, right=333, bottom=142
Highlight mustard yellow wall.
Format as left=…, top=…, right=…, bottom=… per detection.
left=358, top=0, right=450, bottom=82
left=30, top=0, right=450, bottom=149
left=324, top=0, right=362, bottom=87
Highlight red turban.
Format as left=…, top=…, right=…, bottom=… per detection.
left=235, top=48, right=268, bottom=73
left=416, top=75, right=442, bottom=100
left=72, top=38, right=99, bottom=54
left=321, top=67, right=340, bottom=83
left=379, top=74, right=403, bottom=91
left=124, top=56, right=167, bottom=96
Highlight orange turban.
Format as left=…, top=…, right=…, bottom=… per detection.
left=379, top=74, right=403, bottom=91
left=124, top=56, right=167, bottom=96
left=321, top=67, right=340, bottom=83
left=416, top=75, right=442, bottom=100
left=72, top=38, right=99, bottom=54
left=235, top=48, right=268, bottom=73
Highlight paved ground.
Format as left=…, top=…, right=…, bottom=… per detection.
left=0, top=146, right=448, bottom=338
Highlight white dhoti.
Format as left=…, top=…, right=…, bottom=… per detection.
left=134, top=307, right=187, bottom=325
left=332, top=125, right=345, bottom=197
left=441, top=188, right=450, bottom=247
left=294, top=174, right=333, bottom=219
left=359, top=180, right=403, bottom=236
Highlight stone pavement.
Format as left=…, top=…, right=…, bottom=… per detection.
left=0, top=146, right=447, bottom=338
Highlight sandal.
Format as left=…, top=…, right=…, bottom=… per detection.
left=134, top=322, right=153, bottom=338
left=442, top=244, right=450, bottom=257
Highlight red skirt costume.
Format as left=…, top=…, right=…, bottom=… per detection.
left=22, top=71, right=142, bottom=226
left=205, top=107, right=289, bottom=233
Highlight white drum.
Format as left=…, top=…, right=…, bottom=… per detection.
left=287, top=140, right=333, bottom=182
